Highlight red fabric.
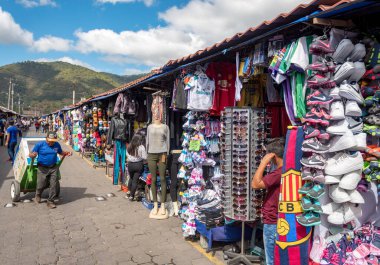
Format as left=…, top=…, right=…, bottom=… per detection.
left=206, top=62, right=236, bottom=115
left=262, top=168, right=282, bottom=224
left=266, top=105, right=291, bottom=138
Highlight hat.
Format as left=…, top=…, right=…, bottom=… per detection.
left=46, top=131, right=58, bottom=142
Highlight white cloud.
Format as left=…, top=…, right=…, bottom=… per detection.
left=34, top=57, right=97, bottom=71
left=75, top=0, right=310, bottom=67
left=124, top=68, right=149, bottom=75
left=16, top=0, right=57, bottom=8
left=33, top=36, right=73, bottom=52
left=0, top=7, right=33, bottom=45
left=95, top=0, right=154, bottom=7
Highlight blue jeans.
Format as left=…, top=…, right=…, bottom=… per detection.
left=263, top=224, right=277, bottom=265
left=7, top=142, right=17, bottom=161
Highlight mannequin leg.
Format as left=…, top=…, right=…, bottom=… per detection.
left=158, top=153, right=167, bottom=215
left=147, top=154, right=159, bottom=215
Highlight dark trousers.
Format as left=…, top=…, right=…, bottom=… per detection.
left=7, top=142, right=17, bottom=161
left=127, top=161, right=144, bottom=198
left=169, top=153, right=181, bottom=202
left=147, top=153, right=167, bottom=202
left=0, top=135, right=4, bottom=146
left=36, top=165, right=58, bottom=203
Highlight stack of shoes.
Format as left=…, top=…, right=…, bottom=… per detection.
left=298, top=34, right=336, bottom=227
left=195, top=189, right=224, bottom=229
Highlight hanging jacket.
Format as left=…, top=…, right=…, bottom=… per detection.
left=107, top=117, right=128, bottom=145
left=113, top=93, right=129, bottom=114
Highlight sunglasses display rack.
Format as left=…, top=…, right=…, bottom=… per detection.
left=220, top=107, right=269, bottom=221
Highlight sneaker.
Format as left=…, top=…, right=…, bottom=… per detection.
left=363, top=124, right=380, bottom=136
left=329, top=184, right=351, bottom=203
left=328, top=130, right=356, bottom=152
left=309, top=36, right=335, bottom=54
left=307, top=74, right=336, bottom=89
left=304, top=125, right=320, bottom=139
left=368, top=103, right=380, bottom=114
left=348, top=61, right=366, bottom=83
left=330, top=86, right=341, bottom=100
left=325, top=174, right=342, bottom=184
left=320, top=243, right=338, bottom=265
left=307, top=60, right=329, bottom=73
left=306, top=183, right=325, bottom=199
left=348, top=189, right=364, bottom=204
left=334, top=61, right=355, bottom=85
left=330, top=101, right=345, bottom=120
left=339, top=170, right=362, bottom=190
left=333, top=38, right=355, bottom=64
left=34, top=194, right=41, bottom=204
left=350, top=42, right=366, bottom=62
left=301, top=197, right=323, bottom=213
left=339, top=81, right=364, bottom=105
left=313, top=170, right=325, bottom=183
left=364, top=114, right=380, bottom=126
left=325, top=152, right=363, bottom=175
left=318, top=128, right=330, bottom=140
left=326, top=59, right=337, bottom=73
left=347, top=116, right=363, bottom=133
left=305, top=107, right=331, bottom=121
left=319, top=108, right=332, bottom=120
left=301, top=167, right=314, bottom=181
left=296, top=212, right=321, bottom=226
left=298, top=182, right=313, bottom=194
left=307, top=90, right=334, bottom=106
left=47, top=201, right=57, bottom=209
left=302, top=138, right=329, bottom=153
left=345, top=100, right=362, bottom=117
left=304, top=114, right=329, bottom=126
left=327, top=119, right=349, bottom=135
left=301, top=154, right=326, bottom=169
left=322, top=202, right=340, bottom=215
left=327, top=203, right=361, bottom=225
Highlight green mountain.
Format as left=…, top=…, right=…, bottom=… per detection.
left=0, top=61, right=145, bottom=114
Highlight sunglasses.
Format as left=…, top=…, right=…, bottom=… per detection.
left=233, top=165, right=247, bottom=170
left=233, top=214, right=248, bottom=220
left=233, top=203, right=248, bottom=210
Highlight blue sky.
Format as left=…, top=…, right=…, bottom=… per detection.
left=0, top=0, right=309, bottom=75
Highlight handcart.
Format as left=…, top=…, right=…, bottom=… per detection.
left=10, top=137, right=65, bottom=202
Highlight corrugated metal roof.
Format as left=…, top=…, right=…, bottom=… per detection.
left=0, top=106, right=17, bottom=115
left=163, top=0, right=356, bottom=68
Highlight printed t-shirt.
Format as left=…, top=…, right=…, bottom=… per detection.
left=32, top=141, right=62, bottom=166
left=206, top=62, right=236, bottom=115
left=262, top=167, right=282, bottom=224
left=6, top=126, right=20, bottom=144
left=185, top=75, right=215, bottom=111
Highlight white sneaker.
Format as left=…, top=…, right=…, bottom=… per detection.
left=329, top=184, right=351, bottom=203
left=350, top=43, right=366, bottom=62
left=349, top=133, right=367, bottom=151
left=321, top=202, right=340, bottom=215
left=328, top=130, right=356, bottom=152
left=339, top=170, right=362, bottom=190
left=347, top=116, right=363, bottom=134
left=325, top=152, right=363, bottom=175
left=330, top=101, right=345, bottom=120
left=334, top=61, right=355, bottom=84
left=345, top=100, right=362, bottom=117
left=327, top=119, right=349, bottom=135
left=325, top=174, right=342, bottom=184
left=330, top=86, right=341, bottom=100
left=327, top=203, right=361, bottom=225
left=348, top=189, right=365, bottom=204
left=348, top=61, right=366, bottom=83
left=339, top=81, right=364, bottom=105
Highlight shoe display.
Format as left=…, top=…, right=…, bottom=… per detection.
left=350, top=133, right=366, bottom=151
left=368, top=104, right=380, bottom=114
left=330, top=101, right=345, bottom=120
left=306, top=183, right=325, bottom=199
left=304, top=125, right=320, bottom=139
left=327, top=203, right=361, bottom=225
left=321, top=202, right=340, bottom=215
left=318, top=128, right=330, bottom=140
left=309, top=36, right=335, bottom=54
left=301, top=153, right=326, bottom=169
left=345, top=100, right=362, bottom=117
left=296, top=212, right=321, bottom=226
left=348, top=61, right=366, bottom=83
left=306, top=59, right=329, bottom=72
left=327, top=119, right=349, bottom=135
left=339, top=81, right=364, bottom=104
left=328, top=131, right=356, bottom=152
left=325, top=174, right=342, bottom=184
left=313, top=170, right=325, bottom=183
left=301, top=197, right=323, bottom=213
left=325, top=152, right=363, bottom=175
left=298, top=182, right=313, bottom=194
left=302, top=138, right=329, bottom=153
left=332, top=38, right=355, bottom=64
left=301, top=167, right=314, bottom=181
left=339, top=170, right=362, bottom=190
left=363, top=124, right=380, bottom=136
left=307, top=90, right=334, bottom=106
left=304, top=108, right=330, bottom=126
left=334, top=61, right=355, bottom=84
left=364, top=114, right=380, bottom=126
left=330, top=86, right=341, bottom=100
left=347, top=116, right=363, bottom=133
left=329, top=184, right=351, bottom=203
left=350, top=42, right=366, bottom=62
left=348, top=189, right=365, bottom=204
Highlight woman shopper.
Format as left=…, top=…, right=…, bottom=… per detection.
left=126, top=134, right=147, bottom=201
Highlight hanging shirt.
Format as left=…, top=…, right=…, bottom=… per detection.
left=235, top=52, right=243, bottom=102
left=185, top=75, right=215, bottom=111
left=206, top=62, right=236, bottom=115
left=171, top=78, right=187, bottom=110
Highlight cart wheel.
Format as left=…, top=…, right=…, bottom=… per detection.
left=56, top=181, right=61, bottom=197
left=11, top=181, right=21, bottom=202
left=199, top=235, right=208, bottom=249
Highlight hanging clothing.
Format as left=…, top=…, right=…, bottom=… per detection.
left=113, top=140, right=126, bottom=185
left=113, top=93, right=129, bottom=114
left=171, top=78, right=187, bottom=110
left=146, top=124, right=170, bottom=154
left=135, top=97, right=147, bottom=122
left=206, top=62, right=236, bottom=115
left=235, top=52, right=243, bottom=102
left=107, top=117, right=129, bottom=145
left=185, top=75, right=215, bottom=111
left=151, top=95, right=164, bottom=122
left=266, top=73, right=282, bottom=103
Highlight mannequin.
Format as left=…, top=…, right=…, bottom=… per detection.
left=147, top=95, right=170, bottom=219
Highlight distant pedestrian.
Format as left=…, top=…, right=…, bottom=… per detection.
left=5, top=120, right=22, bottom=162
left=0, top=118, right=5, bottom=146
left=35, top=121, right=40, bottom=133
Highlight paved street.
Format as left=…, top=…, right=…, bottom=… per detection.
left=0, top=130, right=216, bottom=265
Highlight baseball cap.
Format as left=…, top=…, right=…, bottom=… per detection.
left=46, top=131, right=58, bottom=142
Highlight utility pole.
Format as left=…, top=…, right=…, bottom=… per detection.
left=11, top=82, right=15, bottom=111
left=7, top=78, right=11, bottom=109
left=18, top=93, right=21, bottom=114
left=73, top=90, right=75, bottom=104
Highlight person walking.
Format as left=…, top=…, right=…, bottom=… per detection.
left=35, top=120, right=40, bottom=133
left=0, top=118, right=5, bottom=146
left=126, top=134, right=147, bottom=201
left=29, top=131, right=72, bottom=209
left=5, top=120, right=22, bottom=162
